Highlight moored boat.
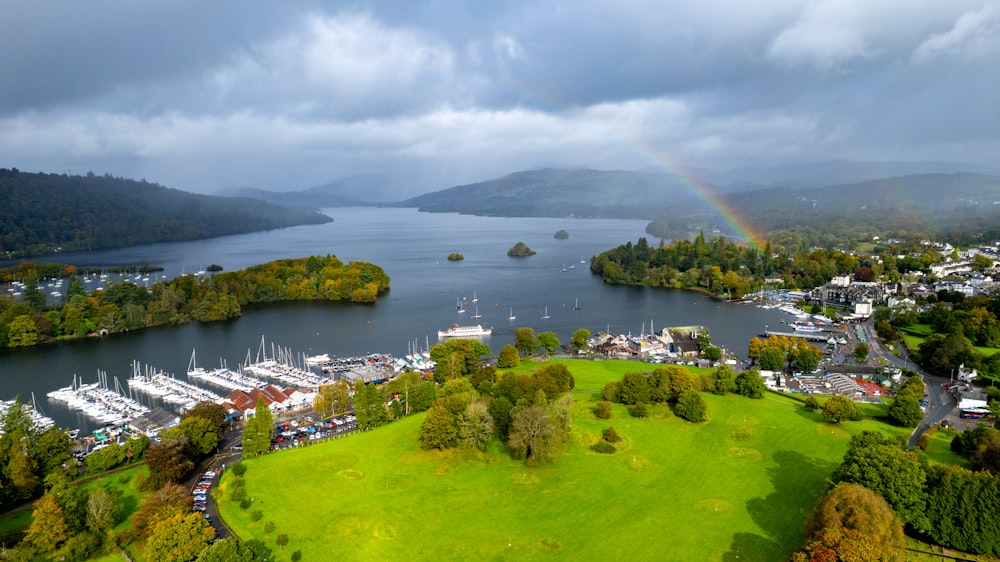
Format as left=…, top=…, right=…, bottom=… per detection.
left=437, top=324, right=493, bottom=338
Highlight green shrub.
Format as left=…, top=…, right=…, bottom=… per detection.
left=602, top=426, right=621, bottom=443
left=627, top=403, right=648, bottom=418
left=264, top=521, right=276, bottom=534
left=594, top=401, right=612, bottom=419
left=230, top=461, right=247, bottom=477
left=250, top=509, right=263, bottom=522
left=804, top=396, right=820, bottom=411
left=591, top=440, right=616, bottom=454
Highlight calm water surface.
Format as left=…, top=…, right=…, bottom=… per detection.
left=1, top=208, right=788, bottom=431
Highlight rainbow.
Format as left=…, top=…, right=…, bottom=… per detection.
left=629, top=137, right=764, bottom=247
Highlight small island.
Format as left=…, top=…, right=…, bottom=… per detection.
left=554, top=229, right=569, bottom=239
left=507, top=242, right=536, bottom=257
left=447, top=253, right=464, bottom=261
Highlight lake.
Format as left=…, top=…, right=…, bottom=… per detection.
left=1, top=207, right=788, bottom=431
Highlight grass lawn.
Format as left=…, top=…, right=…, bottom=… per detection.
left=77, top=465, right=149, bottom=533
left=220, top=359, right=906, bottom=561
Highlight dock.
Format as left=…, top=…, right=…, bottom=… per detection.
left=759, top=330, right=832, bottom=342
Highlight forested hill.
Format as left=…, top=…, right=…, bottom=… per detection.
left=0, top=169, right=332, bottom=258
left=391, top=168, right=706, bottom=218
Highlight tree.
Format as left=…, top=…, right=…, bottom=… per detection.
left=619, top=372, right=651, bottom=405
left=354, top=383, right=389, bottom=430
left=420, top=403, right=459, bottom=450
left=7, top=314, right=38, bottom=347
left=675, top=389, right=707, bottom=422
left=313, top=380, right=350, bottom=417
left=734, top=369, right=767, bottom=399
left=242, top=398, right=273, bottom=458
left=594, top=401, right=613, bottom=419
left=794, top=347, right=819, bottom=373
left=507, top=405, right=560, bottom=466
left=497, top=344, right=520, bottom=368
left=571, top=328, right=590, bottom=352
left=791, top=526, right=899, bottom=562
left=184, top=401, right=229, bottom=437
left=537, top=331, right=561, bottom=354
left=145, top=511, right=216, bottom=562
left=853, top=342, right=869, bottom=362
left=821, top=395, right=862, bottom=424
left=832, top=442, right=927, bottom=529
left=458, top=400, right=494, bottom=451
left=175, top=415, right=220, bottom=457
left=196, top=538, right=263, bottom=562
left=703, top=345, right=723, bottom=362
left=86, top=488, right=121, bottom=535
left=804, top=483, right=904, bottom=554
left=276, top=533, right=289, bottom=550
left=514, top=327, right=537, bottom=356
left=711, top=365, right=735, bottom=395
left=887, top=389, right=924, bottom=428
left=23, top=494, right=70, bottom=555
left=145, top=435, right=194, bottom=489
left=759, top=346, right=786, bottom=371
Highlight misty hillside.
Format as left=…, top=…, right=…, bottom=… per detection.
left=0, top=169, right=332, bottom=259
left=218, top=174, right=392, bottom=209
left=695, top=160, right=1000, bottom=191
left=391, top=168, right=712, bottom=218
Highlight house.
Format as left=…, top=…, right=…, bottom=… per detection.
left=957, top=364, right=978, bottom=383
left=128, top=406, right=180, bottom=439
left=222, top=384, right=299, bottom=419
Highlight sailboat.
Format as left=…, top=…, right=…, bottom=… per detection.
left=541, top=306, right=550, bottom=319
left=472, top=290, right=478, bottom=303
left=456, top=297, right=465, bottom=313
left=472, top=305, right=482, bottom=319
left=573, top=298, right=581, bottom=310
left=508, top=307, right=516, bottom=321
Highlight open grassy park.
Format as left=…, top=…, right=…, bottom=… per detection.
left=218, top=359, right=913, bottom=561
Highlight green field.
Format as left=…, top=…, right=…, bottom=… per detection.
left=219, top=359, right=907, bottom=561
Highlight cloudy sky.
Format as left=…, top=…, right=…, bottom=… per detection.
left=1, top=0, right=997, bottom=196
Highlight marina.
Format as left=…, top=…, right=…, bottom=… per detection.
left=127, top=361, right=223, bottom=411
left=47, top=371, right=149, bottom=426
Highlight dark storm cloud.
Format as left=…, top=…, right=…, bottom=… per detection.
left=0, top=0, right=997, bottom=195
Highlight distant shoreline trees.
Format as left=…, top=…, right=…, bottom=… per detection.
left=0, top=255, right=390, bottom=349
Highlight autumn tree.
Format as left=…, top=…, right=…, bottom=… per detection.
left=803, top=483, right=904, bottom=555
left=145, top=435, right=194, bottom=489
left=497, top=344, right=520, bottom=368
left=145, top=511, right=216, bottom=562
left=507, top=404, right=561, bottom=466
left=86, top=488, right=122, bottom=535
left=313, top=380, right=350, bottom=417
left=23, top=493, right=70, bottom=555
left=196, top=537, right=264, bottom=561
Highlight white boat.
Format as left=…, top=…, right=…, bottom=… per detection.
left=573, top=298, right=581, bottom=310
left=456, top=297, right=465, bottom=313
left=438, top=324, right=493, bottom=338
left=472, top=305, right=482, bottom=319
left=541, top=305, right=550, bottom=319
left=508, top=307, right=516, bottom=320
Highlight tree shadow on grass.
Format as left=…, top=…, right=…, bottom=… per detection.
left=724, top=450, right=838, bottom=560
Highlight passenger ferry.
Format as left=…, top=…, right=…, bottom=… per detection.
left=437, top=324, right=493, bottom=338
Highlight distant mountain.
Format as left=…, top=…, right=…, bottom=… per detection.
left=219, top=174, right=392, bottom=208
left=696, top=160, right=1000, bottom=192
left=645, top=172, right=1000, bottom=240
left=0, top=169, right=332, bottom=259
left=390, top=168, right=713, bottom=219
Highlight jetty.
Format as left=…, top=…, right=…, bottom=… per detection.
left=187, top=349, right=266, bottom=392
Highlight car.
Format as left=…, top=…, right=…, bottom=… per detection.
left=204, top=471, right=217, bottom=477
left=193, top=505, right=207, bottom=512
left=203, top=513, right=212, bottom=521
left=290, top=420, right=299, bottom=427
left=304, top=416, right=314, bottom=422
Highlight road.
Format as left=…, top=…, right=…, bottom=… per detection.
left=852, top=318, right=958, bottom=447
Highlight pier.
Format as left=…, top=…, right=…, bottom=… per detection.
left=759, top=329, right=832, bottom=342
